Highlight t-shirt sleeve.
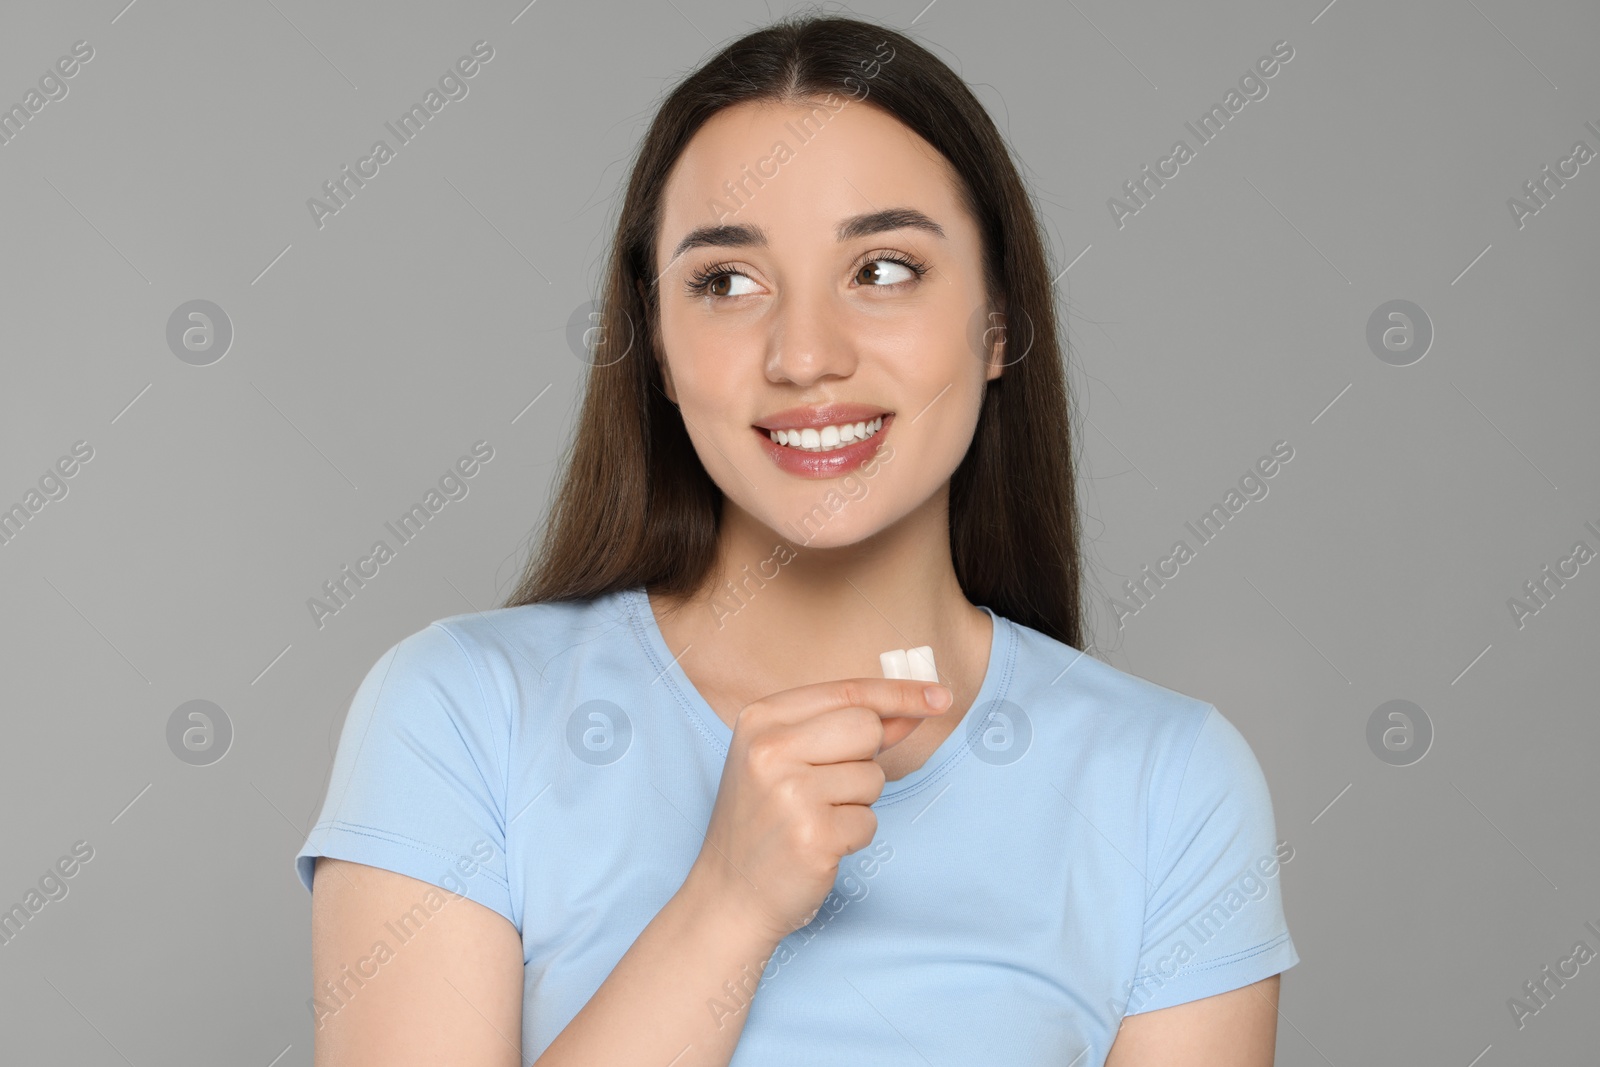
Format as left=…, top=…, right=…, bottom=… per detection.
left=1123, top=704, right=1299, bottom=1015
left=294, top=621, right=516, bottom=930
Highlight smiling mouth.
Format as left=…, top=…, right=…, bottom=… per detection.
left=759, top=415, right=888, bottom=453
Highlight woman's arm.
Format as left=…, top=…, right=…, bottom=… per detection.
left=310, top=858, right=524, bottom=1065
left=310, top=856, right=782, bottom=1067
left=532, top=860, right=781, bottom=1066
left=1103, top=974, right=1282, bottom=1066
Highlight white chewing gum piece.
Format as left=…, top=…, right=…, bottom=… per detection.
left=906, top=646, right=937, bottom=683
left=880, top=649, right=912, bottom=679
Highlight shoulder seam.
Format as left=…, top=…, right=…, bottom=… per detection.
left=1144, top=702, right=1216, bottom=911
left=426, top=620, right=511, bottom=832
left=1124, top=702, right=1217, bottom=1019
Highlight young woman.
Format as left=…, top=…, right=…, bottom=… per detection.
left=297, top=13, right=1298, bottom=1066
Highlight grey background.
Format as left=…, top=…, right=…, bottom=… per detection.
left=1, top=0, right=1596, bottom=1062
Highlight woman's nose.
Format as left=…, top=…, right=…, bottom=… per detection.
left=763, top=289, right=859, bottom=386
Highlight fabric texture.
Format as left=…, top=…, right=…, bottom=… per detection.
left=296, top=585, right=1299, bottom=1064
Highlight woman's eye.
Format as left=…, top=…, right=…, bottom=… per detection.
left=710, top=272, right=759, bottom=297
left=689, top=256, right=924, bottom=299
left=856, top=258, right=919, bottom=286
left=688, top=269, right=759, bottom=298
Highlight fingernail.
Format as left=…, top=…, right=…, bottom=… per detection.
left=924, top=685, right=951, bottom=709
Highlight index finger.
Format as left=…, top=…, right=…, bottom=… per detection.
left=780, top=676, right=953, bottom=723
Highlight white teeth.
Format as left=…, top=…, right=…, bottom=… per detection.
left=769, top=416, right=883, bottom=452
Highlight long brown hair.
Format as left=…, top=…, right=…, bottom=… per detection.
left=500, top=11, right=1087, bottom=650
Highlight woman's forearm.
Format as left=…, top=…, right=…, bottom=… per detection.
left=532, top=865, right=783, bottom=1067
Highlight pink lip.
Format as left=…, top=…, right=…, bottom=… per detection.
left=753, top=402, right=892, bottom=432
left=754, top=413, right=892, bottom=478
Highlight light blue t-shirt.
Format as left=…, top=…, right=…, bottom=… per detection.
left=296, top=585, right=1298, bottom=1064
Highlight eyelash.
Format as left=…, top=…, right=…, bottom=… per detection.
left=682, top=251, right=930, bottom=298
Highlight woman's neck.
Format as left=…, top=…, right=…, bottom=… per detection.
left=646, top=494, right=991, bottom=736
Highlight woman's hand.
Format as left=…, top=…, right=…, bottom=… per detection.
left=687, top=677, right=953, bottom=945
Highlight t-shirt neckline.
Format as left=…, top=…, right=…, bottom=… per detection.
left=621, top=584, right=1014, bottom=803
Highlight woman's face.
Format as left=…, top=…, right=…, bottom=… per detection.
left=650, top=96, right=1004, bottom=548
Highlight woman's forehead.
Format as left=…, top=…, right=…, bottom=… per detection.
left=657, top=98, right=964, bottom=253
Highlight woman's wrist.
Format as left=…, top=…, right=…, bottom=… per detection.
left=678, top=857, right=790, bottom=954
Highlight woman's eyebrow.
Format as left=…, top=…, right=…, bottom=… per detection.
left=667, top=207, right=946, bottom=263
